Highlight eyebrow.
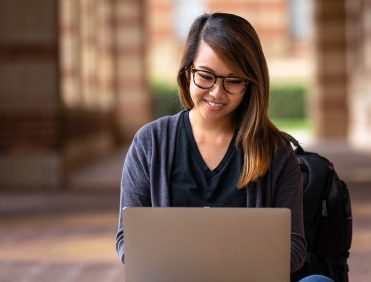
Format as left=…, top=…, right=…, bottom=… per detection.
left=196, top=65, right=238, bottom=77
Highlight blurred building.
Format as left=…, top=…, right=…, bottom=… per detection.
left=0, top=0, right=151, bottom=189
left=0, top=0, right=370, bottom=189
left=146, top=0, right=312, bottom=82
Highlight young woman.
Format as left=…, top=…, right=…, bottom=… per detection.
left=116, top=12, right=333, bottom=282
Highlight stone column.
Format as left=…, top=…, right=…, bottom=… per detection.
left=60, top=0, right=117, bottom=172
left=311, top=0, right=348, bottom=139
left=113, top=0, right=153, bottom=142
left=347, top=0, right=371, bottom=149
left=0, top=0, right=62, bottom=188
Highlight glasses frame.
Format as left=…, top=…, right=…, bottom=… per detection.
left=191, top=67, right=249, bottom=95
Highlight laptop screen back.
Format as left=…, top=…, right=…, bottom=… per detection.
left=123, top=207, right=290, bottom=282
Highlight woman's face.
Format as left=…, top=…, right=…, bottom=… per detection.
left=189, top=41, right=245, bottom=125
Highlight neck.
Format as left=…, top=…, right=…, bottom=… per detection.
left=189, top=110, right=234, bottom=137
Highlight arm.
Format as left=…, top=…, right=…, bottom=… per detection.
left=115, top=129, right=152, bottom=263
left=272, top=144, right=306, bottom=273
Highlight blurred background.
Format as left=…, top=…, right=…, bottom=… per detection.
left=0, top=0, right=370, bottom=281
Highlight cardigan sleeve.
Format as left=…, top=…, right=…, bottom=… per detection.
left=115, top=112, right=181, bottom=263
left=271, top=142, right=307, bottom=273
left=115, top=127, right=152, bottom=263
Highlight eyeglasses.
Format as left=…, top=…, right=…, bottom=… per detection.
left=191, top=68, right=249, bottom=95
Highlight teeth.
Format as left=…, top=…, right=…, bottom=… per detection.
left=206, top=100, right=223, bottom=107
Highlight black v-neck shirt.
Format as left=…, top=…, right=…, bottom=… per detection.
left=169, top=111, right=246, bottom=207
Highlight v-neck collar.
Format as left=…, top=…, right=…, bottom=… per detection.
left=182, top=111, right=237, bottom=175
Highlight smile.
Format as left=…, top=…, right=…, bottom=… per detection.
left=205, top=100, right=225, bottom=107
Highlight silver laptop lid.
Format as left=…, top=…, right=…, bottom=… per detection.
left=123, top=207, right=290, bottom=282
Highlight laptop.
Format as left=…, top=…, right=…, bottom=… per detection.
left=123, top=207, right=290, bottom=282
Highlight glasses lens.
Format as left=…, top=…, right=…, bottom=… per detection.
left=193, top=70, right=215, bottom=89
left=223, top=77, right=246, bottom=94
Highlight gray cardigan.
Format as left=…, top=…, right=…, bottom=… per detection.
left=116, top=111, right=306, bottom=272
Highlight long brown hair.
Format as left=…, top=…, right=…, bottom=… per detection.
left=177, top=12, right=286, bottom=188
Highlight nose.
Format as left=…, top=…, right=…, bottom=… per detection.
left=209, top=78, right=225, bottom=97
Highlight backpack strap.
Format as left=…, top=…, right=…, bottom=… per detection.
left=281, top=132, right=331, bottom=250
left=281, top=132, right=304, bottom=154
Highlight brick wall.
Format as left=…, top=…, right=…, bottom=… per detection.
left=209, top=0, right=290, bottom=56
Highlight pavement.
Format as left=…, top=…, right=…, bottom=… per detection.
left=0, top=139, right=370, bottom=282
left=0, top=149, right=126, bottom=282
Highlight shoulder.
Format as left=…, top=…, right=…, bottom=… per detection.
left=125, top=111, right=184, bottom=163
left=267, top=131, right=301, bottom=192
left=133, top=111, right=184, bottom=144
left=269, top=131, right=297, bottom=167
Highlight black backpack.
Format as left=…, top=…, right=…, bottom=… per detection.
left=287, top=135, right=352, bottom=282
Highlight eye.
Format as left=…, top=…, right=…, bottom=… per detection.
left=197, top=71, right=214, bottom=81
left=225, top=77, right=244, bottom=85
